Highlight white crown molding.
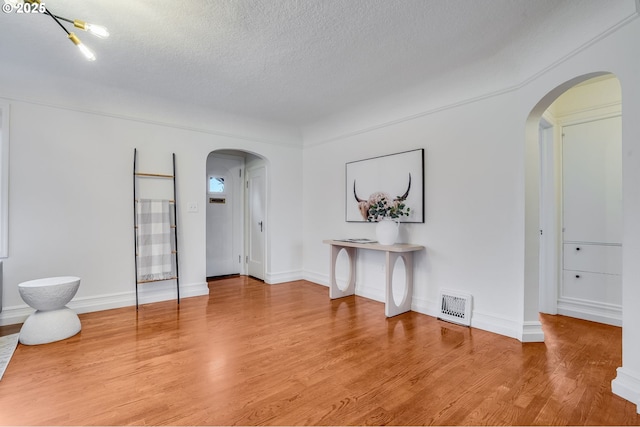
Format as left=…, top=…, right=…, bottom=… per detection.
left=0, top=95, right=302, bottom=149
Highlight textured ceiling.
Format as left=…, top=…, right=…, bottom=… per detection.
left=0, top=0, right=635, bottom=127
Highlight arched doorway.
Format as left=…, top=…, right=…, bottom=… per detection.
left=206, top=149, right=268, bottom=281
left=524, top=72, right=622, bottom=340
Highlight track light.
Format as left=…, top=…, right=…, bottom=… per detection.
left=4, top=0, right=108, bottom=61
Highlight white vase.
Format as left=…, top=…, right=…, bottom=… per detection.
left=376, top=218, right=399, bottom=245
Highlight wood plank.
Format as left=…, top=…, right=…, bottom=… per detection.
left=0, top=276, right=638, bottom=425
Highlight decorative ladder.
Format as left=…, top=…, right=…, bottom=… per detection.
left=133, top=148, right=180, bottom=309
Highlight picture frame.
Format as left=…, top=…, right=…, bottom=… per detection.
left=345, top=148, right=424, bottom=223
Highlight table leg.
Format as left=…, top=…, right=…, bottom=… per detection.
left=385, top=251, right=414, bottom=317
left=329, top=245, right=357, bottom=299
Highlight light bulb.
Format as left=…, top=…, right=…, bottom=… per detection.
left=68, top=32, right=96, bottom=61
left=85, top=23, right=109, bottom=38
left=74, top=19, right=109, bottom=38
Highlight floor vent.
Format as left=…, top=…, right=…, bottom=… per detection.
left=438, top=290, right=472, bottom=326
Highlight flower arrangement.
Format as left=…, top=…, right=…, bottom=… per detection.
left=366, top=192, right=411, bottom=222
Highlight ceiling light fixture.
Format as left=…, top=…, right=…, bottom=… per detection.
left=5, top=0, right=109, bottom=61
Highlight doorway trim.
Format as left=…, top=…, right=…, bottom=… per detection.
left=205, top=149, right=268, bottom=281
left=538, top=116, right=558, bottom=315
left=524, top=71, right=614, bottom=343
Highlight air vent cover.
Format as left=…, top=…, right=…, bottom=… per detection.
left=438, top=290, right=472, bottom=326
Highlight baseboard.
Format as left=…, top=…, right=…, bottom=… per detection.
left=519, top=320, right=545, bottom=342
left=265, top=270, right=303, bottom=284
left=467, top=310, right=521, bottom=340
left=305, top=273, right=544, bottom=342
left=132, top=280, right=209, bottom=306
left=410, top=294, right=542, bottom=341
left=356, top=284, right=385, bottom=303
left=303, top=270, right=329, bottom=287
left=612, top=367, right=640, bottom=413
left=557, top=297, right=622, bottom=326
left=410, top=294, right=438, bottom=317
left=0, top=281, right=210, bottom=327
left=0, top=305, right=32, bottom=327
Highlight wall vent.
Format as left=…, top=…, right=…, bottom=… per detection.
left=438, top=290, right=472, bottom=326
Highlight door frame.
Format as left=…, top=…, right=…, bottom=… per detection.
left=205, top=150, right=268, bottom=282
left=536, top=76, right=623, bottom=326
left=205, top=152, right=245, bottom=278
left=538, top=116, right=558, bottom=315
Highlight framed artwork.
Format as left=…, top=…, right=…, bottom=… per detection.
left=345, top=148, right=424, bottom=223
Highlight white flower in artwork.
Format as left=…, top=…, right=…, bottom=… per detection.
left=353, top=174, right=412, bottom=222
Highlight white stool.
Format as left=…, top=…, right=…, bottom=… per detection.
left=18, top=276, right=81, bottom=345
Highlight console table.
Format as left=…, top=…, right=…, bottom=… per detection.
left=323, top=240, right=425, bottom=317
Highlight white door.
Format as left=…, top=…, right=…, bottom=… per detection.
left=561, top=116, right=622, bottom=320
left=563, top=117, right=622, bottom=244
left=247, top=166, right=265, bottom=280
left=206, top=154, right=243, bottom=277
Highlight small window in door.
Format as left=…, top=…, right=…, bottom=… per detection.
left=209, top=176, right=225, bottom=193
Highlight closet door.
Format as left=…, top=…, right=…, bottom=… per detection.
left=563, top=116, right=622, bottom=244
left=561, top=116, right=622, bottom=318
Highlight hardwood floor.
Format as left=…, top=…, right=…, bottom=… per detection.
left=0, top=276, right=638, bottom=425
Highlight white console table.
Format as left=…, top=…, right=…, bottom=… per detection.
left=323, top=239, right=425, bottom=317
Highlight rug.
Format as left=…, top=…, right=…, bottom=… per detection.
left=0, top=333, right=19, bottom=381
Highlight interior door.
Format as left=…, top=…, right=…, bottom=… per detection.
left=247, top=166, right=265, bottom=280
left=206, top=154, right=243, bottom=277
left=563, top=116, right=622, bottom=244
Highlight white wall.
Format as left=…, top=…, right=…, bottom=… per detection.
left=302, top=11, right=640, bottom=410
left=0, top=98, right=304, bottom=324
left=303, top=84, right=525, bottom=336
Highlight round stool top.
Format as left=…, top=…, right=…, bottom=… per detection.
left=18, top=276, right=81, bottom=288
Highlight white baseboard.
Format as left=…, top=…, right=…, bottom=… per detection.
left=356, top=284, right=385, bottom=303
left=303, top=271, right=386, bottom=303
left=304, top=272, right=549, bottom=342
left=612, top=367, right=640, bottom=413
left=0, top=281, right=209, bottom=327
left=303, top=270, right=329, bottom=287
left=519, top=320, right=545, bottom=342
left=265, top=270, right=303, bottom=284
left=410, top=294, right=543, bottom=341
left=557, top=297, right=622, bottom=326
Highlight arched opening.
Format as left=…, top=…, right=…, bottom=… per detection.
left=206, top=149, right=268, bottom=282
left=524, top=72, right=622, bottom=341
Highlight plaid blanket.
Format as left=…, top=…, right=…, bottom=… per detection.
left=136, top=199, right=173, bottom=282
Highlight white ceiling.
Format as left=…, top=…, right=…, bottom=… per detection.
left=0, top=0, right=636, bottom=128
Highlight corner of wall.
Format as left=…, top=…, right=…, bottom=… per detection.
left=612, top=367, right=640, bottom=414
